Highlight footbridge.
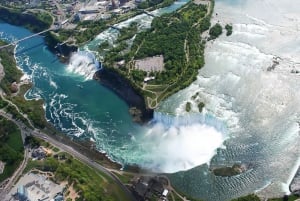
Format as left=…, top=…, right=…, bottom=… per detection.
left=0, top=28, right=53, bottom=50
left=139, top=10, right=157, bottom=17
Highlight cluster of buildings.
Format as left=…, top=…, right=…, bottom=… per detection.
left=75, top=0, right=138, bottom=21
left=2, top=0, right=148, bottom=27
left=131, top=176, right=169, bottom=201
left=9, top=173, right=65, bottom=201
left=31, top=146, right=51, bottom=160
left=4, top=145, right=65, bottom=201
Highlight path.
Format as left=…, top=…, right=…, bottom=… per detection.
left=0, top=111, right=30, bottom=200
left=0, top=109, right=136, bottom=201
left=0, top=88, right=34, bottom=128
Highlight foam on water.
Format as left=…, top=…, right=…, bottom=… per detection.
left=134, top=113, right=226, bottom=173
left=166, top=0, right=300, bottom=199
left=66, top=51, right=101, bottom=80
left=4, top=1, right=300, bottom=198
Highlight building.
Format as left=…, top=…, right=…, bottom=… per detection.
left=12, top=173, right=65, bottom=201
left=78, top=7, right=100, bottom=14
left=31, top=147, right=46, bottom=160
left=131, top=176, right=169, bottom=201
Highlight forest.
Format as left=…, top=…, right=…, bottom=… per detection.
left=103, top=2, right=211, bottom=108
left=0, top=116, right=24, bottom=182
left=0, top=7, right=52, bottom=32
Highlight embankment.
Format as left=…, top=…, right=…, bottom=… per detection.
left=94, top=68, right=153, bottom=123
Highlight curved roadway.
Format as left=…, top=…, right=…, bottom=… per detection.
left=0, top=110, right=136, bottom=201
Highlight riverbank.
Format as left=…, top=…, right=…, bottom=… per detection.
left=0, top=6, right=52, bottom=33
left=102, top=0, right=214, bottom=110
left=0, top=40, right=123, bottom=170
left=94, top=68, right=153, bottom=123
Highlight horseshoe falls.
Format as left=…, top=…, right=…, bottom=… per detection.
left=168, top=0, right=300, bottom=200
left=0, top=0, right=300, bottom=200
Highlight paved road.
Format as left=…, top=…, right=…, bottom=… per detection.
left=0, top=110, right=136, bottom=201
left=31, top=129, right=137, bottom=201
left=0, top=111, right=29, bottom=200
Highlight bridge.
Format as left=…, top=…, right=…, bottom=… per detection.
left=0, top=28, right=53, bottom=50
left=109, top=25, right=121, bottom=31
left=137, top=9, right=157, bottom=17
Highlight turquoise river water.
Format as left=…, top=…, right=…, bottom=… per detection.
left=1, top=0, right=300, bottom=200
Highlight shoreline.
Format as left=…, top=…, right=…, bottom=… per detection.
left=0, top=0, right=216, bottom=174
left=94, top=68, right=154, bottom=123
left=0, top=39, right=126, bottom=171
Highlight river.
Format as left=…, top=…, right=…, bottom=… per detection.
left=0, top=0, right=299, bottom=200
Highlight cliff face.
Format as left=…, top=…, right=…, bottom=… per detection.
left=0, top=8, right=51, bottom=32
left=94, top=68, right=153, bottom=123
left=44, top=32, right=77, bottom=61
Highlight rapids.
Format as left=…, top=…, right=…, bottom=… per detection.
left=167, top=0, right=300, bottom=200
left=1, top=0, right=300, bottom=200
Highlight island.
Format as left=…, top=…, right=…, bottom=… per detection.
left=1, top=39, right=204, bottom=201
left=0, top=0, right=227, bottom=123
left=95, top=0, right=214, bottom=122
left=210, top=164, right=248, bottom=177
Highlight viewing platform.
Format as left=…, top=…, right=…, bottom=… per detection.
left=290, top=166, right=300, bottom=194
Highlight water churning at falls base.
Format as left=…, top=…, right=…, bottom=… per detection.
left=1, top=0, right=300, bottom=200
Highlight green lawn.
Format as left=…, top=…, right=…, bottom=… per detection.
left=24, top=152, right=131, bottom=201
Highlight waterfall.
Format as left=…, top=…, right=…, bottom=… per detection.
left=66, top=51, right=101, bottom=80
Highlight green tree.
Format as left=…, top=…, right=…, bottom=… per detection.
left=209, top=23, right=223, bottom=40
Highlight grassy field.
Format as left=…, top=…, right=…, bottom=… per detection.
left=24, top=151, right=131, bottom=201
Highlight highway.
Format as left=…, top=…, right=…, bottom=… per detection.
left=0, top=110, right=136, bottom=201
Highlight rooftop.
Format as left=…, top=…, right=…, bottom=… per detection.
left=6, top=173, right=65, bottom=201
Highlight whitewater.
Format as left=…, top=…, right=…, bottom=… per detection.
left=166, top=0, right=300, bottom=200
left=1, top=0, right=300, bottom=200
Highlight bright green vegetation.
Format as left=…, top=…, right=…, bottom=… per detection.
left=103, top=2, right=212, bottom=108
left=4, top=105, right=31, bottom=128
left=209, top=23, right=223, bottom=40
left=52, top=147, right=60, bottom=152
left=137, top=0, right=174, bottom=9
left=212, top=164, right=242, bottom=177
left=113, top=171, right=134, bottom=184
left=0, top=41, right=22, bottom=95
left=117, top=22, right=138, bottom=43
left=0, top=7, right=52, bottom=32
left=0, top=116, right=24, bottom=182
left=231, top=194, right=261, bottom=201
left=10, top=86, right=47, bottom=129
left=0, top=41, right=47, bottom=129
left=225, top=24, right=233, bottom=36
left=268, top=195, right=299, bottom=201
left=25, top=152, right=131, bottom=201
